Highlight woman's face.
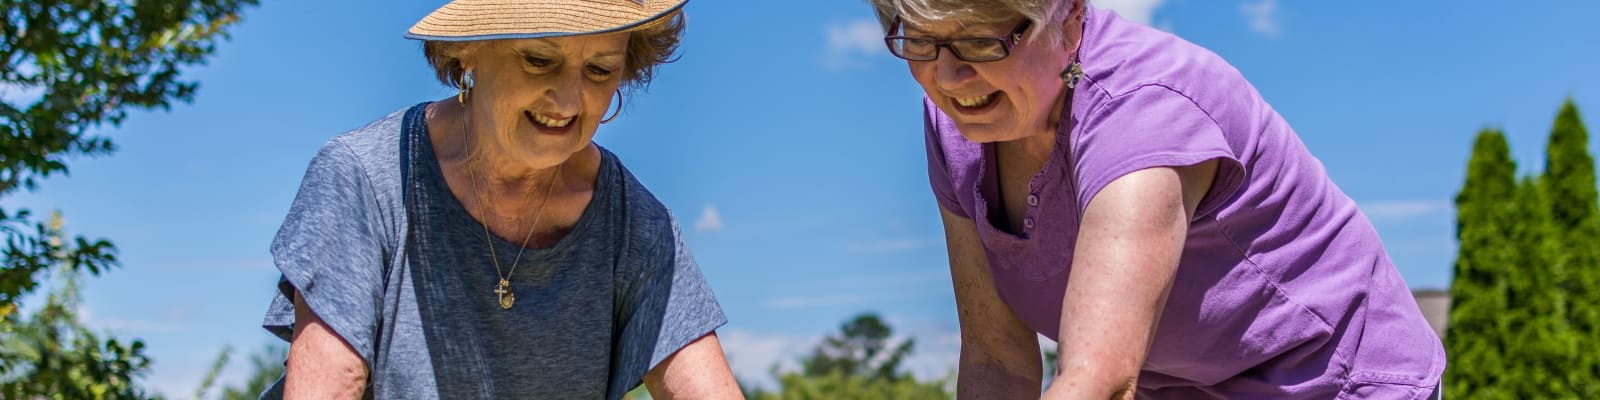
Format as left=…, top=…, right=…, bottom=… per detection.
left=905, top=17, right=1072, bottom=143
left=460, top=32, right=629, bottom=167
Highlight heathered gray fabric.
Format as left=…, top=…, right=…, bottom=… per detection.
left=258, top=103, right=726, bottom=399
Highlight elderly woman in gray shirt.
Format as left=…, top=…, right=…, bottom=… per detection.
left=257, top=1, right=740, bottom=398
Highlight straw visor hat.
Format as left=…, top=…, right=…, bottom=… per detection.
left=405, top=0, right=687, bottom=41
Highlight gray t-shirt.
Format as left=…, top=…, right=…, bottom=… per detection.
left=258, top=104, right=725, bottom=399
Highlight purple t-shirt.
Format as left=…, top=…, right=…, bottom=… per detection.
left=924, top=6, right=1444, bottom=399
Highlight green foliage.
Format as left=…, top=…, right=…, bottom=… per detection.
left=1542, top=99, right=1600, bottom=397
left=799, top=313, right=915, bottom=382
left=745, top=312, right=953, bottom=400
left=749, top=372, right=953, bottom=400
left=1502, top=177, right=1577, bottom=397
left=1544, top=99, right=1600, bottom=235
left=210, top=343, right=285, bottom=400
left=1, top=0, right=256, bottom=397
left=623, top=384, right=651, bottom=399
left=1450, top=99, right=1600, bottom=399
left=0, top=213, right=153, bottom=399
left=1448, top=129, right=1519, bottom=399
left=1, top=0, right=258, bottom=315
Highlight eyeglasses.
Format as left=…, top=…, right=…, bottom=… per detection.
left=883, top=19, right=1032, bottom=62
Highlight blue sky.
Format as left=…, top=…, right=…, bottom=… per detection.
left=6, top=0, right=1599, bottom=396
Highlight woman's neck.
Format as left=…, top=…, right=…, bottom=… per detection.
left=426, top=99, right=594, bottom=220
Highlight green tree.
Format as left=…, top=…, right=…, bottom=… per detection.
left=749, top=372, right=953, bottom=400
left=1541, top=99, right=1600, bottom=397
left=1502, top=177, right=1577, bottom=397
left=1, top=0, right=258, bottom=312
left=800, top=313, right=915, bottom=382
left=2, top=0, right=256, bottom=397
left=746, top=313, right=953, bottom=400
left=1447, top=129, right=1519, bottom=399
left=0, top=213, right=153, bottom=399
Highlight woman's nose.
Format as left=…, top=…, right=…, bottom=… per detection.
left=933, top=52, right=976, bottom=88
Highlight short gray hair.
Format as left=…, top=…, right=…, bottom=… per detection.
left=867, top=0, right=1074, bottom=41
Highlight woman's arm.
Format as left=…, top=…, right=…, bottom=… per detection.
left=285, top=289, right=369, bottom=400
left=1043, top=161, right=1217, bottom=400
left=941, top=205, right=1046, bottom=399
left=643, top=332, right=743, bottom=399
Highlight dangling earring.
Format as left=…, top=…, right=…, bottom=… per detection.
left=457, top=69, right=476, bottom=105
left=1059, top=61, right=1084, bottom=89
left=600, top=89, right=623, bottom=124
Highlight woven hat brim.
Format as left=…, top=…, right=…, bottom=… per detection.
left=404, top=0, right=686, bottom=42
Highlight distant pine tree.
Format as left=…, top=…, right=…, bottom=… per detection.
left=1447, top=129, right=1519, bottom=399
left=1505, top=176, right=1577, bottom=397
left=1540, top=99, right=1599, bottom=397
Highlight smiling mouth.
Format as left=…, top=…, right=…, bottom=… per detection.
left=526, top=111, right=573, bottom=128
left=950, top=91, right=1002, bottom=113
left=954, top=93, right=995, bottom=108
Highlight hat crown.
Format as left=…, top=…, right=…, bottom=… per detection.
left=405, top=0, right=687, bottom=42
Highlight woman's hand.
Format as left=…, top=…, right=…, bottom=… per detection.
left=1044, top=160, right=1217, bottom=400
left=942, top=205, right=1046, bottom=399
left=644, top=332, right=744, bottom=399
left=285, top=289, right=369, bottom=400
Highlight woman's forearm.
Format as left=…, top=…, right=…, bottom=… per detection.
left=1039, top=367, right=1136, bottom=400
left=957, top=354, right=1042, bottom=399
left=1043, top=164, right=1214, bottom=400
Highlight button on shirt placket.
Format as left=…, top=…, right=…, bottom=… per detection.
left=1024, top=193, right=1039, bottom=231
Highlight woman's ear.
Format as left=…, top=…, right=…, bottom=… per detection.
left=1064, top=0, right=1086, bottom=47
left=454, top=41, right=488, bottom=72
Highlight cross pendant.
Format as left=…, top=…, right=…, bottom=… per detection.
left=494, top=279, right=515, bottom=310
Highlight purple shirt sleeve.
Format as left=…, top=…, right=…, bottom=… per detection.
left=1072, top=84, right=1246, bottom=220
left=924, top=100, right=971, bottom=219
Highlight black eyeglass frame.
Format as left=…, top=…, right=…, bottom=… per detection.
left=883, top=18, right=1033, bottom=62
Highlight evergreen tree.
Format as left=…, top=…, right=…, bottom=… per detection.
left=1504, top=177, right=1577, bottom=398
left=1447, top=129, right=1519, bottom=399
left=1541, top=99, right=1600, bottom=397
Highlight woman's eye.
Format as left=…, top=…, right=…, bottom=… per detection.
left=524, top=56, right=552, bottom=68
left=586, top=65, right=614, bottom=77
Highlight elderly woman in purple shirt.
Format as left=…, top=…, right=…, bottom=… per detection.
left=867, top=0, right=1445, bottom=398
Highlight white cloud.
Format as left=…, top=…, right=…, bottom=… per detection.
left=844, top=237, right=934, bottom=254
left=79, top=304, right=189, bottom=334
left=1238, top=0, right=1282, bottom=38
left=900, top=330, right=961, bottom=382
left=764, top=293, right=871, bottom=310
left=1359, top=199, right=1451, bottom=221
left=719, top=330, right=814, bottom=390
left=824, top=19, right=887, bottom=70
left=1154, top=19, right=1175, bottom=32
left=1091, top=0, right=1166, bottom=25
left=694, top=204, right=724, bottom=232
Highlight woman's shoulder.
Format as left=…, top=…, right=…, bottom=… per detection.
left=1079, top=7, right=1251, bottom=103
left=596, top=146, right=675, bottom=237
left=316, top=104, right=416, bottom=169
left=298, top=104, right=422, bottom=199
left=288, top=104, right=417, bottom=234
